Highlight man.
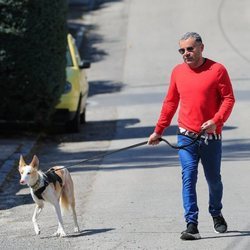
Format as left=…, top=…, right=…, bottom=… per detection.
left=148, top=32, right=235, bottom=240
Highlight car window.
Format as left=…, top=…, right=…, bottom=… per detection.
left=66, top=47, right=73, bottom=67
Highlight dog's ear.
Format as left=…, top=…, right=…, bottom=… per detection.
left=30, top=155, right=39, bottom=169
left=19, top=155, right=26, bottom=169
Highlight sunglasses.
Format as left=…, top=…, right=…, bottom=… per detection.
left=178, top=47, right=194, bottom=55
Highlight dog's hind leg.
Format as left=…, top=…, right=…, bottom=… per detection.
left=32, top=203, right=43, bottom=235
left=60, top=170, right=80, bottom=233
left=71, top=201, right=80, bottom=233
left=61, top=187, right=79, bottom=233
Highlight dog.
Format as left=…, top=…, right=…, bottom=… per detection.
left=18, top=155, right=80, bottom=237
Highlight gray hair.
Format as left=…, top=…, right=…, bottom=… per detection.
left=180, top=32, right=203, bottom=43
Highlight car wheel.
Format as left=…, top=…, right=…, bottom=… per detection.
left=66, top=101, right=81, bottom=133
left=80, top=108, right=86, bottom=124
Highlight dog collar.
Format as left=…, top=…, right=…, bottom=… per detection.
left=30, top=175, right=41, bottom=191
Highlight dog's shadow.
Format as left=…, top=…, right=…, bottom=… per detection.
left=40, top=228, right=115, bottom=239
left=69, top=228, right=115, bottom=238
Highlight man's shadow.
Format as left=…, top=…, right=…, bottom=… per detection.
left=201, top=230, right=250, bottom=240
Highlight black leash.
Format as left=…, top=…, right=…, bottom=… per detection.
left=47, top=141, right=148, bottom=172
left=48, top=130, right=204, bottom=173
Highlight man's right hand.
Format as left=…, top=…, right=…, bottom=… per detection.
left=148, top=132, right=161, bottom=145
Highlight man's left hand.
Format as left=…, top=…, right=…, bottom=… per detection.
left=201, top=120, right=217, bottom=133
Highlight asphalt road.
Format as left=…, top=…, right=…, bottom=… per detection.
left=1, top=0, right=250, bottom=249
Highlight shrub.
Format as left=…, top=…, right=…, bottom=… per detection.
left=0, top=0, right=67, bottom=126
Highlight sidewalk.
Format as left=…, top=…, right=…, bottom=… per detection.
left=0, top=137, right=37, bottom=190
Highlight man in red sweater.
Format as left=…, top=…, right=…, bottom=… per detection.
left=148, top=32, right=235, bottom=240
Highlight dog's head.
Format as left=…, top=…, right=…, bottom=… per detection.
left=18, top=155, right=39, bottom=185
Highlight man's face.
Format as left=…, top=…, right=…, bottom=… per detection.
left=179, top=38, right=204, bottom=68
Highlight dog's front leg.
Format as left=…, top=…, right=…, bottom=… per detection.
left=52, top=203, right=66, bottom=237
left=32, top=204, right=43, bottom=235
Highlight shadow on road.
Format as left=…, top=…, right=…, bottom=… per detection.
left=39, top=227, right=115, bottom=239
left=0, top=173, right=33, bottom=210
left=202, top=230, right=250, bottom=240
left=67, top=228, right=115, bottom=238
left=68, top=0, right=125, bottom=64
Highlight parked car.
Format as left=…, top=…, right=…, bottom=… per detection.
left=54, top=33, right=90, bottom=132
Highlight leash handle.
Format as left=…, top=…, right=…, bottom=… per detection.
left=159, top=129, right=205, bottom=149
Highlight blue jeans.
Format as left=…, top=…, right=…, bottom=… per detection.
left=177, top=134, right=223, bottom=225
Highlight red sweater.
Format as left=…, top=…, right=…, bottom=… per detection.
left=155, top=59, right=235, bottom=135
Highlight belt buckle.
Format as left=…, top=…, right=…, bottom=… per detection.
left=184, top=130, right=197, bottom=139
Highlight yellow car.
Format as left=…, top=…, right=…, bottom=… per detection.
left=54, top=34, right=90, bottom=132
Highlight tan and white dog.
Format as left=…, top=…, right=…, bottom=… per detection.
left=18, top=155, right=79, bottom=237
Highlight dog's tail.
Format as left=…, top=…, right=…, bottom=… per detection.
left=60, top=169, right=76, bottom=214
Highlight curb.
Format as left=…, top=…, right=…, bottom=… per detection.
left=0, top=137, right=38, bottom=190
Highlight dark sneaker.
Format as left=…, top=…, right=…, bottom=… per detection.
left=180, top=223, right=201, bottom=240
left=213, top=215, right=228, bottom=233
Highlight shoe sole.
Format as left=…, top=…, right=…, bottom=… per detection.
left=214, top=228, right=228, bottom=234
left=180, top=232, right=201, bottom=240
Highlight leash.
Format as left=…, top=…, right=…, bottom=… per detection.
left=47, top=141, right=148, bottom=172
left=48, top=130, right=204, bottom=173
left=159, top=129, right=204, bottom=149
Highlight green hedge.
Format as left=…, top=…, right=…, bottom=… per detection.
left=0, top=0, right=67, bottom=126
